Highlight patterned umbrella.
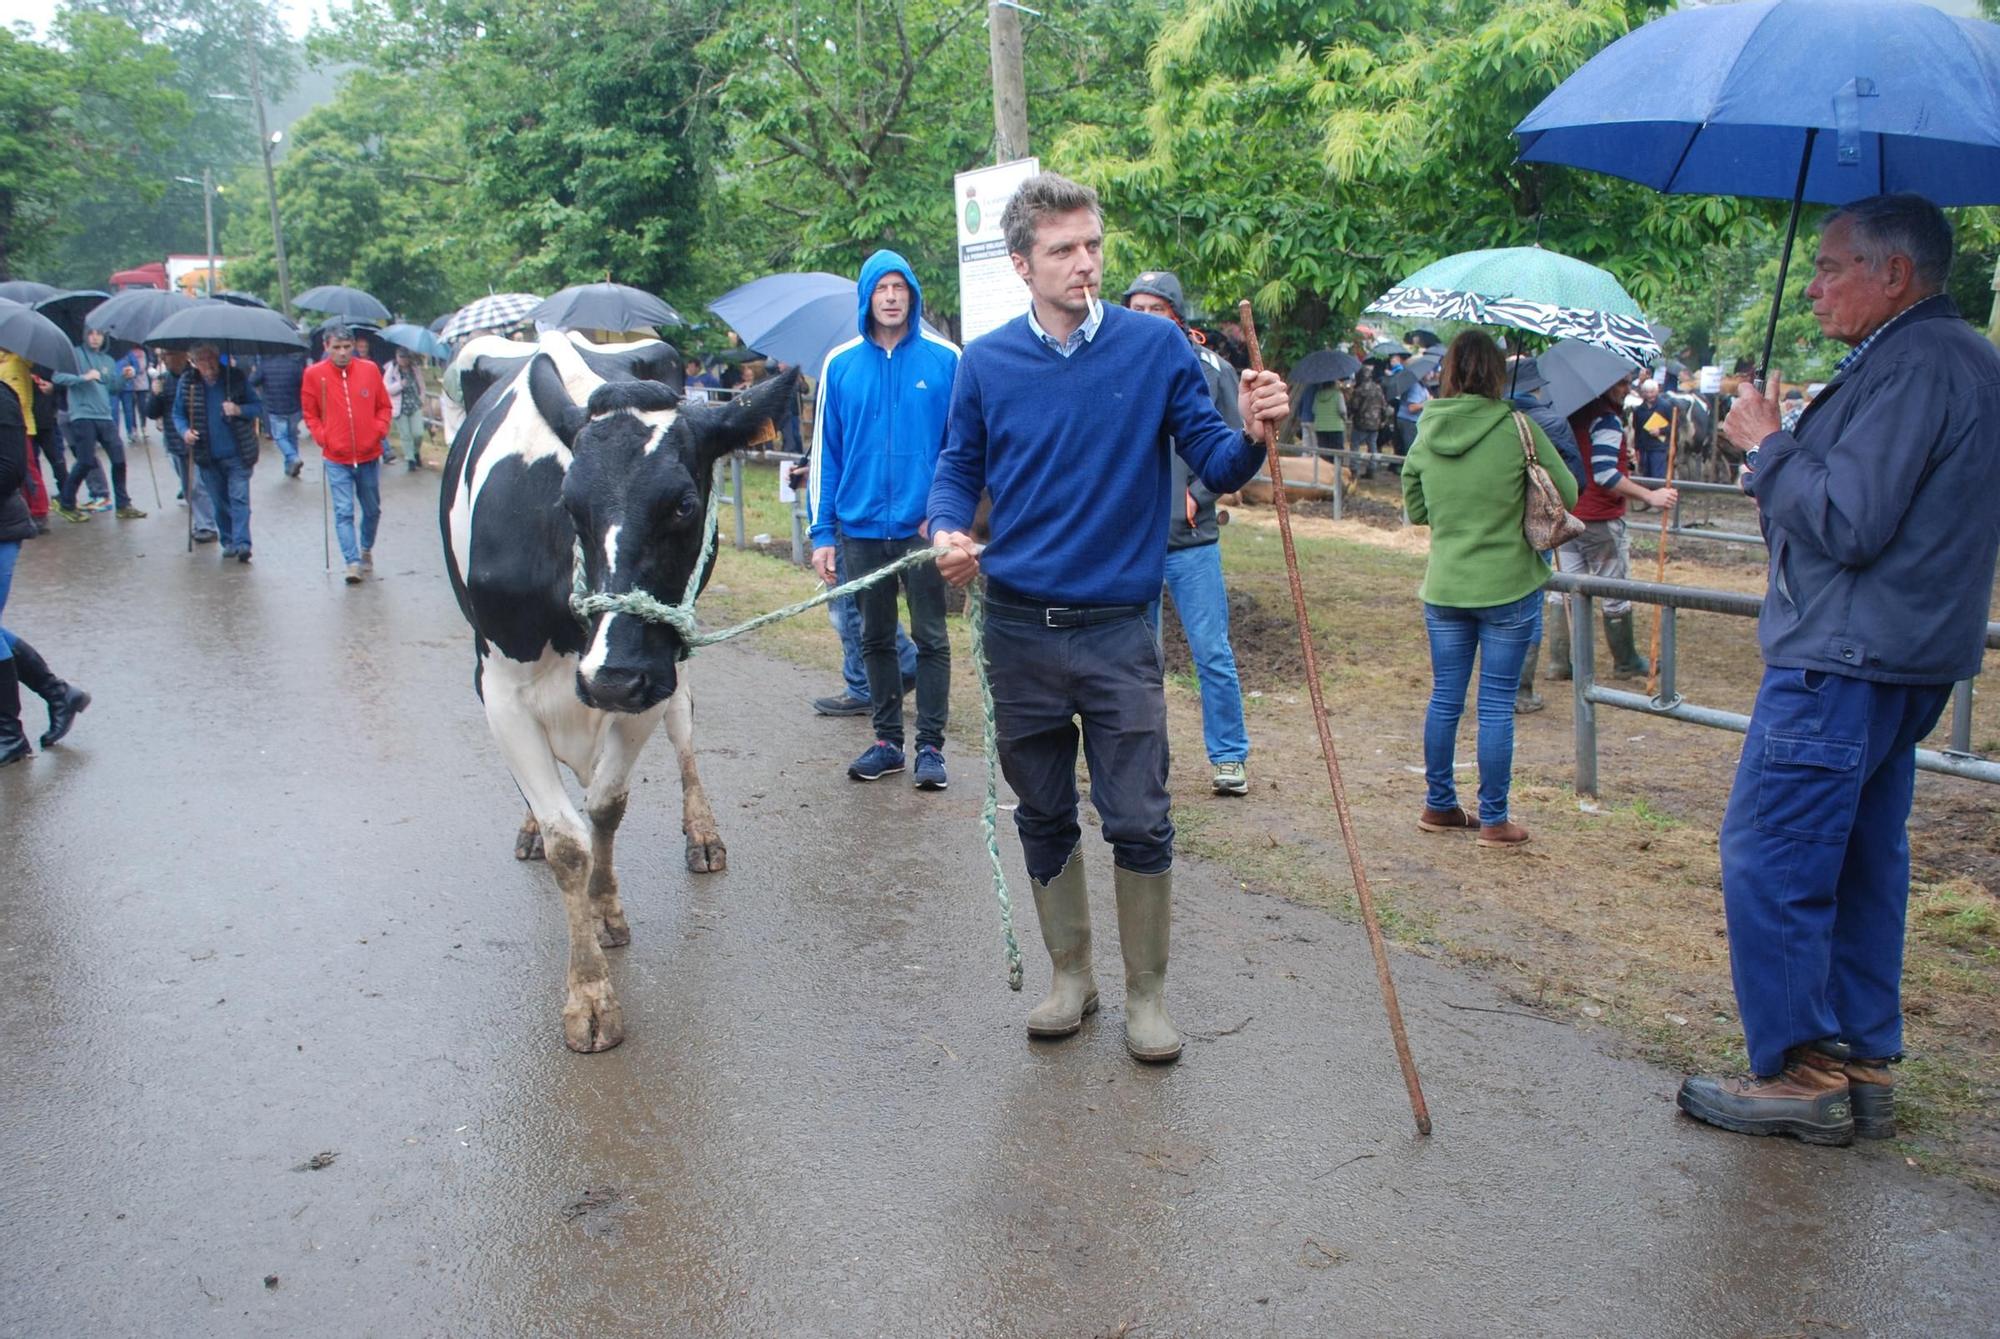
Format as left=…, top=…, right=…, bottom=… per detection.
left=1365, top=246, right=1658, bottom=364
left=439, top=292, right=542, bottom=343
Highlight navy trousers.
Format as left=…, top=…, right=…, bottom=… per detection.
left=1719, top=667, right=1950, bottom=1076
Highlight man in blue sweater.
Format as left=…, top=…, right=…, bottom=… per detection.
left=1679, top=194, right=2000, bottom=1148
left=809, top=249, right=961, bottom=789
left=928, top=173, right=1290, bottom=1063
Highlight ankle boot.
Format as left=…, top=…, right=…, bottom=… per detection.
left=1544, top=598, right=1572, bottom=681
left=1113, top=865, right=1182, bottom=1063
left=1603, top=610, right=1649, bottom=679
left=7, top=635, right=88, bottom=748
left=1845, top=1057, right=1897, bottom=1139
left=1515, top=645, right=1545, bottom=714
left=0, top=659, right=29, bottom=767
left=1025, top=849, right=1098, bottom=1038
left=1677, top=1040, right=1854, bottom=1146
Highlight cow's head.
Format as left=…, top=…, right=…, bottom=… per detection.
left=528, top=354, right=801, bottom=712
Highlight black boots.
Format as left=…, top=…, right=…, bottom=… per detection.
left=7, top=636, right=89, bottom=749
left=0, top=659, right=27, bottom=767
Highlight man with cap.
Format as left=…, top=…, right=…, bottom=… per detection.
left=1507, top=354, right=1584, bottom=712
left=1124, top=269, right=1252, bottom=795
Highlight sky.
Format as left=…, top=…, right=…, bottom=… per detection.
left=12, top=0, right=339, bottom=41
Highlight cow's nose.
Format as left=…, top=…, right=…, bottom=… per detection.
left=579, top=666, right=651, bottom=712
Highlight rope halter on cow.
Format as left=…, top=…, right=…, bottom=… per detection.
left=566, top=488, right=1023, bottom=991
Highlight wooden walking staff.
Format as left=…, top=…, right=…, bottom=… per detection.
left=1237, top=300, right=1432, bottom=1137
left=1646, top=409, right=1679, bottom=699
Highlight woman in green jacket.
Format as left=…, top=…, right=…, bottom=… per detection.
left=1402, top=331, right=1577, bottom=848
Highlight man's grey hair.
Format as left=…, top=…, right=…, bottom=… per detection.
left=323, top=321, right=353, bottom=342
left=1824, top=193, right=1953, bottom=291
left=1001, top=172, right=1102, bottom=258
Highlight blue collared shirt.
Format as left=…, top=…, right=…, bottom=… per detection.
left=1026, top=293, right=1102, bottom=358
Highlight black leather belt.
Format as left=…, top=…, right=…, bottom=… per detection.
left=983, top=585, right=1147, bottom=629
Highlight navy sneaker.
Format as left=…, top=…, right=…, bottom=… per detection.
left=848, top=740, right=906, bottom=781
left=913, top=745, right=948, bottom=791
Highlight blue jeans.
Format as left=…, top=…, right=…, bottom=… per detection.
left=59, top=418, right=129, bottom=509
left=829, top=544, right=915, bottom=700
left=1156, top=543, right=1248, bottom=764
left=325, top=459, right=382, bottom=565
left=116, top=389, right=140, bottom=435
left=1720, top=668, right=1951, bottom=1075
left=198, top=456, right=254, bottom=554
left=268, top=412, right=302, bottom=468
left=0, top=539, right=16, bottom=660
left=1421, top=591, right=1540, bottom=826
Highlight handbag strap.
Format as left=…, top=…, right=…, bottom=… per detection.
left=1512, top=410, right=1538, bottom=465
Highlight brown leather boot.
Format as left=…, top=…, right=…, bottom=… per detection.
left=1477, top=820, right=1531, bottom=848
left=1845, top=1058, right=1897, bottom=1140
left=1417, top=806, right=1474, bottom=833
left=1677, top=1042, right=1854, bottom=1146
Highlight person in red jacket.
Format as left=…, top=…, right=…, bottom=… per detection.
left=302, top=325, right=394, bottom=585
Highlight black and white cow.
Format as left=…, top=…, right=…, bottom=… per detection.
left=441, top=331, right=799, bottom=1052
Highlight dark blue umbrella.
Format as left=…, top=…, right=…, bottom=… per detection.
left=533, top=282, right=681, bottom=334
left=1516, top=0, right=2000, bottom=375
left=709, top=271, right=946, bottom=376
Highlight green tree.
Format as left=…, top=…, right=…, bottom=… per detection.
left=0, top=13, right=190, bottom=281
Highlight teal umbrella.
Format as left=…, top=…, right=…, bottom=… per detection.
left=1366, top=245, right=1658, bottom=363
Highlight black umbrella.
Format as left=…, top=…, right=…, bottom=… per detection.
left=295, top=284, right=391, bottom=323
left=427, top=312, right=451, bottom=334
left=0, top=300, right=80, bottom=373
left=87, top=289, right=196, bottom=344
left=308, top=318, right=390, bottom=365
left=33, top=290, right=110, bottom=343
left=212, top=290, right=273, bottom=310
left=0, top=280, right=61, bottom=304
left=532, top=282, right=682, bottom=332
left=1287, top=349, right=1362, bottom=386
left=1407, top=328, right=1441, bottom=348
left=146, top=300, right=307, bottom=355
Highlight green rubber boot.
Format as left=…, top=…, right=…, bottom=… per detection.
left=1113, top=865, right=1182, bottom=1063
left=1025, top=849, right=1098, bottom=1039
left=1515, top=645, right=1545, bottom=714
left=1603, top=610, right=1649, bottom=679
left=1544, top=597, right=1572, bottom=681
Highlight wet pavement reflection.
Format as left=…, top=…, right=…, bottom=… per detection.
left=3, top=454, right=1996, bottom=1337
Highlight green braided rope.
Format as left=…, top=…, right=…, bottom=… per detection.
left=567, top=496, right=1023, bottom=991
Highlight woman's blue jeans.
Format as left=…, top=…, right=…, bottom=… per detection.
left=1422, top=591, right=1541, bottom=825
left=0, top=539, right=17, bottom=661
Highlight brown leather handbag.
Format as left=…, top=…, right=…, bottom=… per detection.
left=1515, top=411, right=1585, bottom=551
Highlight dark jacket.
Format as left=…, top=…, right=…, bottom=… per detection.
left=1169, top=342, right=1243, bottom=550
left=250, top=351, right=307, bottom=417
left=1, top=383, right=35, bottom=543
left=1510, top=394, right=1586, bottom=488
left=1746, top=295, right=2000, bottom=684
left=174, top=366, right=262, bottom=468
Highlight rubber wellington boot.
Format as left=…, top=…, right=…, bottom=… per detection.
left=1603, top=610, right=1649, bottom=679
left=1544, top=598, right=1572, bottom=681
left=0, top=659, right=30, bottom=767
left=7, top=635, right=89, bottom=749
left=1677, top=1040, right=1854, bottom=1146
left=1025, top=849, right=1099, bottom=1038
left=1845, top=1058, right=1897, bottom=1139
left=1515, top=645, right=1545, bottom=714
left=1113, top=865, right=1182, bottom=1063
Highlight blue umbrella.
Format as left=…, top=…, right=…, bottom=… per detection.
left=1515, top=0, right=2000, bottom=373
left=380, top=322, right=449, bottom=360
left=709, top=271, right=947, bottom=377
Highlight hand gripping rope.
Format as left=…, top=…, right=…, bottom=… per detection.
left=570, top=497, right=1023, bottom=991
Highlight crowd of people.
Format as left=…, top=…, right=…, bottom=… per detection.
left=6, top=180, right=1994, bottom=1152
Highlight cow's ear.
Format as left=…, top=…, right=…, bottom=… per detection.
left=527, top=353, right=587, bottom=449
left=697, top=365, right=802, bottom=469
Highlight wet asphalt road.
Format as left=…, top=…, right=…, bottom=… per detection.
left=3, top=448, right=1998, bottom=1339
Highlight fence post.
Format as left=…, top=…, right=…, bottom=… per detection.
left=1653, top=605, right=1679, bottom=708
left=730, top=453, right=747, bottom=551
left=1949, top=679, right=1976, bottom=757
left=1331, top=455, right=1345, bottom=522
left=1572, top=592, right=1599, bottom=798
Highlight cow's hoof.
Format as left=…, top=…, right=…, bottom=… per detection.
left=562, top=983, right=624, bottom=1053
left=514, top=822, right=545, bottom=862
left=685, top=836, right=727, bottom=873
left=596, top=913, right=631, bottom=949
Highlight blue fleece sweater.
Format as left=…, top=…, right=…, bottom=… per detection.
left=807, top=250, right=961, bottom=547
left=928, top=301, right=1264, bottom=605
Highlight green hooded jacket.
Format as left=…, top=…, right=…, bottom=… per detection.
left=1401, top=395, right=1578, bottom=608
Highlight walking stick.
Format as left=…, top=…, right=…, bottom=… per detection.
left=320, top=444, right=332, bottom=573
left=1238, top=301, right=1431, bottom=1137
left=1646, top=410, right=1680, bottom=699
left=136, top=426, right=162, bottom=510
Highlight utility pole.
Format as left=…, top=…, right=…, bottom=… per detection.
left=203, top=167, right=218, bottom=295
left=244, top=9, right=292, bottom=313
left=988, top=1, right=1029, bottom=163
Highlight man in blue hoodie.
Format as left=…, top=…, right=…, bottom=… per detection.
left=808, top=250, right=962, bottom=790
